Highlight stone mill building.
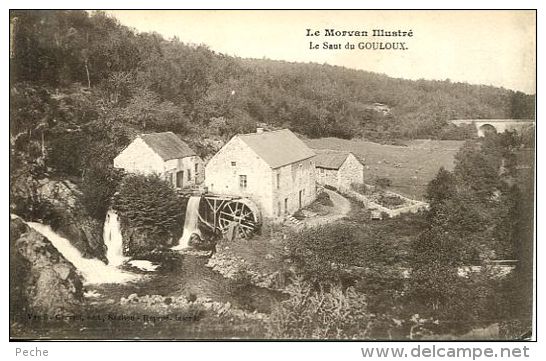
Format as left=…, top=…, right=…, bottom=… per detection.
left=204, top=128, right=317, bottom=220
left=313, top=149, right=365, bottom=192
left=113, top=132, right=204, bottom=189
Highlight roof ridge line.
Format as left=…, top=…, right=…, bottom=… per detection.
left=238, top=128, right=289, bottom=136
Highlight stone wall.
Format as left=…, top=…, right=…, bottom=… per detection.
left=165, top=155, right=204, bottom=187
left=315, top=167, right=338, bottom=190
left=272, top=158, right=316, bottom=218
left=114, top=137, right=165, bottom=174
left=337, top=153, right=364, bottom=191
left=205, top=136, right=275, bottom=217
left=343, top=188, right=429, bottom=218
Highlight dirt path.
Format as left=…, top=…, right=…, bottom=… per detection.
left=303, top=190, right=351, bottom=227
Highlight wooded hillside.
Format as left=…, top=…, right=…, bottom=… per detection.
left=10, top=10, right=535, bottom=178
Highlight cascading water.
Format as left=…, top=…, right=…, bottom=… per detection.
left=26, top=222, right=138, bottom=285
left=172, top=196, right=202, bottom=250
left=103, top=210, right=126, bottom=266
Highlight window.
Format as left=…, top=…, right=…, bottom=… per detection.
left=195, top=163, right=199, bottom=174
left=231, top=161, right=237, bottom=166
left=187, top=169, right=192, bottom=181
left=284, top=198, right=288, bottom=214
left=277, top=202, right=281, bottom=217
left=239, top=175, right=247, bottom=189
left=276, top=173, right=280, bottom=189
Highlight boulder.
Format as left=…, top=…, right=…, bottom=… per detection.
left=11, top=176, right=107, bottom=262
left=10, top=218, right=84, bottom=320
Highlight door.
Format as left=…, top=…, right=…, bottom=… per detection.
left=176, top=170, right=184, bottom=188
left=284, top=198, right=288, bottom=214
left=299, top=190, right=303, bottom=208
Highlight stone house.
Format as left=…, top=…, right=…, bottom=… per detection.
left=113, top=132, right=204, bottom=188
left=204, top=128, right=317, bottom=220
left=314, top=149, right=364, bottom=191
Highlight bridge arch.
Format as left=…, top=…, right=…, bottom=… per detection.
left=478, top=123, right=497, bottom=137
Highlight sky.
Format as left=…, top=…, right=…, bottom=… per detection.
left=106, top=10, right=536, bottom=94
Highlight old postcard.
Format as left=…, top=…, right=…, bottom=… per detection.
left=9, top=9, right=536, bottom=341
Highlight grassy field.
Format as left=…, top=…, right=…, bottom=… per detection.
left=306, top=138, right=465, bottom=200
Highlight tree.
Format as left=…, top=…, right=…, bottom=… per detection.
left=112, top=174, right=185, bottom=256
left=80, top=164, right=124, bottom=220
left=453, top=140, right=501, bottom=199
left=426, top=167, right=456, bottom=206
left=375, top=177, right=392, bottom=189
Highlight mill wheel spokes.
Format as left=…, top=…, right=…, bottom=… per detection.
left=218, top=199, right=260, bottom=239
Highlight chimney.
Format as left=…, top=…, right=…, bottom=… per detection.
left=256, top=127, right=264, bottom=134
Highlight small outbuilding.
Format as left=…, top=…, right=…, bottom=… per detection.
left=114, top=132, right=204, bottom=189
left=314, top=149, right=365, bottom=192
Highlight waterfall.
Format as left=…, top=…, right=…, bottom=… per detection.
left=103, top=210, right=126, bottom=266
left=26, top=222, right=138, bottom=285
left=172, top=196, right=202, bottom=250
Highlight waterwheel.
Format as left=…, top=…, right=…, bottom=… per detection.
left=217, top=198, right=261, bottom=239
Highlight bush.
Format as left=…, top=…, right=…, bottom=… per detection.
left=374, top=177, right=392, bottom=189
left=377, top=193, right=406, bottom=209
left=112, top=174, right=185, bottom=256
left=46, top=132, right=88, bottom=176
left=351, top=183, right=370, bottom=195
left=315, top=191, right=334, bottom=207
left=286, top=223, right=363, bottom=285
left=267, top=276, right=371, bottom=339
left=80, top=165, right=124, bottom=220
left=292, top=209, right=305, bottom=220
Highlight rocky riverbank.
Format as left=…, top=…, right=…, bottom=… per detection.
left=10, top=176, right=107, bottom=262
left=10, top=218, right=84, bottom=319
left=207, top=243, right=289, bottom=290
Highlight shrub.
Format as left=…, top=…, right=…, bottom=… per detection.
left=267, top=276, right=371, bottom=339
left=228, top=267, right=255, bottom=295
left=377, top=193, right=406, bottom=209
left=351, top=183, right=370, bottom=195
left=374, top=177, right=392, bottom=189
left=286, top=223, right=362, bottom=285
left=46, top=132, right=88, bottom=176
left=292, top=209, right=305, bottom=220
left=80, top=165, right=124, bottom=220
left=112, top=174, right=185, bottom=255
left=315, top=191, right=334, bottom=207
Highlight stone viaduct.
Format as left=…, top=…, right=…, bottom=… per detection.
left=450, top=119, right=535, bottom=137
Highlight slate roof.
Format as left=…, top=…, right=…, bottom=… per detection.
left=237, top=129, right=316, bottom=169
left=314, top=149, right=360, bottom=170
left=139, top=132, right=196, bottom=161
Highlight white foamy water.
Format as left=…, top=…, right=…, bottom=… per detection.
left=128, top=260, right=159, bottom=272
left=103, top=210, right=126, bottom=266
left=27, top=222, right=138, bottom=285
left=172, top=196, right=202, bottom=250
left=84, top=290, right=102, bottom=298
